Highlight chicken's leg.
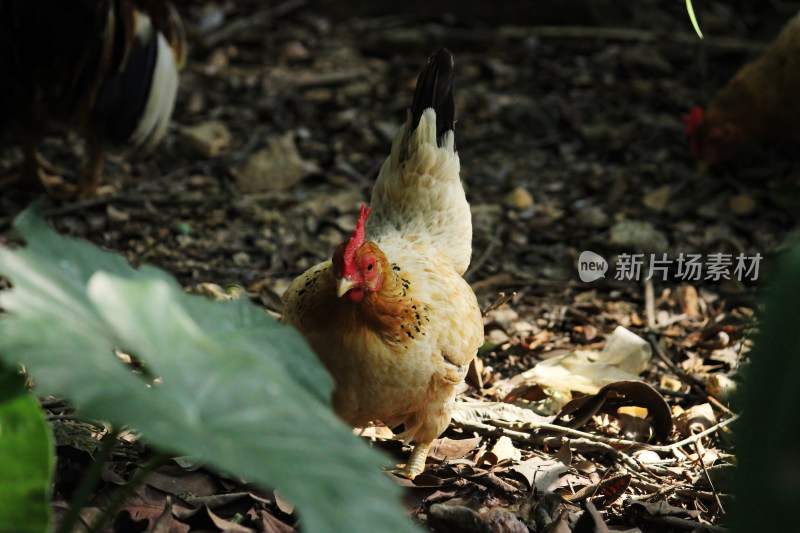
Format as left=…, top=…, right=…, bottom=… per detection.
left=74, top=140, right=110, bottom=200
left=35, top=152, right=67, bottom=179
left=400, top=441, right=431, bottom=480
left=0, top=142, right=66, bottom=192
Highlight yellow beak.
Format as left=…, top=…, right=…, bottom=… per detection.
left=336, top=277, right=357, bottom=298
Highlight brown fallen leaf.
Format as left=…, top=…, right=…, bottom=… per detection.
left=675, top=284, right=701, bottom=318
left=181, top=505, right=254, bottom=532
left=480, top=436, right=521, bottom=466
left=428, top=503, right=492, bottom=533
left=554, top=380, right=673, bottom=441
left=541, top=510, right=571, bottom=533
left=429, top=436, right=482, bottom=462
left=274, top=490, right=295, bottom=515
left=247, top=509, right=295, bottom=533
left=573, top=501, right=610, bottom=533
left=563, top=474, right=631, bottom=507
left=509, top=457, right=569, bottom=492
left=674, top=402, right=717, bottom=437
left=114, top=497, right=190, bottom=533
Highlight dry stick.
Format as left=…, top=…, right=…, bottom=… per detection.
left=646, top=333, right=735, bottom=416
left=465, top=224, right=503, bottom=283
left=481, top=291, right=516, bottom=317
left=644, top=279, right=656, bottom=330
left=389, top=24, right=767, bottom=53
left=47, top=414, right=75, bottom=422
left=692, top=440, right=725, bottom=513
left=200, top=0, right=307, bottom=49
left=454, top=413, right=738, bottom=456
left=628, top=479, right=720, bottom=503
left=0, top=164, right=201, bottom=229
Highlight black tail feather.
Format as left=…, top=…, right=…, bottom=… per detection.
left=410, top=49, right=454, bottom=143
left=94, top=8, right=158, bottom=144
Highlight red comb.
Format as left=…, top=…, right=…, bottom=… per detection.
left=682, top=107, right=704, bottom=136
left=342, top=205, right=371, bottom=278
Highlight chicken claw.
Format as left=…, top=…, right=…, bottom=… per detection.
left=397, top=442, right=431, bottom=480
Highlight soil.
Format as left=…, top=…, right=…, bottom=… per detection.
left=2, top=0, right=798, bottom=530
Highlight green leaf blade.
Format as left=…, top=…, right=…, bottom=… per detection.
left=0, top=375, right=54, bottom=533
left=0, top=207, right=419, bottom=533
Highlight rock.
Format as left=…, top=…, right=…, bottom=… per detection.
left=486, top=329, right=510, bottom=346
left=642, top=185, right=671, bottom=213
left=729, top=193, right=757, bottom=216
left=178, top=121, right=232, bottom=159
left=504, top=186, right=534, bottom=210
left=486, top=307, right=518, bottom=331
left=609, top=219, right=669, bottom=252
left=106, top=205, right=130, bottom=224
left=575, top=205, right=609, bottom=228
left=236, top=131, right=320, bottom=193
left=280, top=40, right=310, bottom=62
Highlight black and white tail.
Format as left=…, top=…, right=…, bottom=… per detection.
left=368, top=49, right=473, bottom=276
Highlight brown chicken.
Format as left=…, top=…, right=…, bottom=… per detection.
left=0, top=0, right=186, bottom=199
left=281, top=49, right=483, bottom=479
left=684, top=12, right=800, bottom=168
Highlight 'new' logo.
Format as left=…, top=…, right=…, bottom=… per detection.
left=578, top=251, right=608, bottom=282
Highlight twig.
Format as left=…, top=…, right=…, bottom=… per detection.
left=644, top=279, right=656, bottom=330
left=465, top=224, right=503, bottom=283
left=481, top=291, right=516, bottom=317
left=693, top=441, right=725, bottom=513
left=367, top=23, right=767, bottom=56
left=200, top=0, right=307, bottom=49
left=628, top=479, right=722, bottom=503
left=47, top=414, right=75, bottom=422
left=0, top=164, right=201, bottom=229
left=453, top=413, right=738, bottom=455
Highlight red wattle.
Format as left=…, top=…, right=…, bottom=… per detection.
left=345, top=288, right=365, bottom=302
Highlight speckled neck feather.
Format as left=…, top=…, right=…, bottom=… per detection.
left=342, top=205, right=370, bottom=278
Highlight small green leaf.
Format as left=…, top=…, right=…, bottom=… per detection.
left=0, top=378, right=54, bottom=533
left=0, top=206, right=419, bottom=533
left=686, top=0, right=703, bottom=39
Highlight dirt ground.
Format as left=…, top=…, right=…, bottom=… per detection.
left=2, top=0, right=798, bottom=530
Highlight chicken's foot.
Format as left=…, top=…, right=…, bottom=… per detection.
left=0, top=143, right=69, bottom=193
left=395, top=441, right=431, bottom=480
left=73, top=141, right=110, bottom=200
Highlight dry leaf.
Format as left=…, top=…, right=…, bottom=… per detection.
left=510, top=327, right=652, bottom=414
left=429, top=437, right=482, bottom=462
left=509, top=457, right=569, bottom=491
left=452, top=400, right=555, bottom=430
left=481, top=436, right=521, bottom=466
left=674, top=403, right=716, bottom=437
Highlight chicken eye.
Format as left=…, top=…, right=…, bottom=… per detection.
left=367, top=263, right=374, bottom=271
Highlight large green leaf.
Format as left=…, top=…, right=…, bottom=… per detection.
left=734, top=241, right=800, bottom=532
left=0, top=207, right=418, bottom=533
left=0, top=367, right=54, bottom=533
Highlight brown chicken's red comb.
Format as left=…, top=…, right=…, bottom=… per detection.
left=682, top=106, right=704, bottom=136
left=342, top=205, right=371, bottom=276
